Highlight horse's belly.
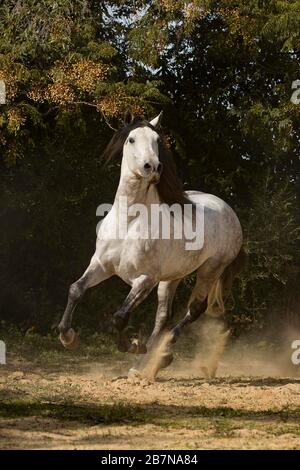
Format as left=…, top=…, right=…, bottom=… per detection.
left=157, top=239, right=207, bottom=280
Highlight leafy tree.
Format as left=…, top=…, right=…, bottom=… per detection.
left=1, top=0, right=300, bottom=336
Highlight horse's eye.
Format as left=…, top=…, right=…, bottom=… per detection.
left=129, top=137, right=135, bottom=144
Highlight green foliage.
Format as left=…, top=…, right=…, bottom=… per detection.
left=230, top=173, right=300, bottom=332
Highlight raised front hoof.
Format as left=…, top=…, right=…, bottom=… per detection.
left=59, top=328, right=79, bottom=351
left=128, top=338, right=147, bottom=355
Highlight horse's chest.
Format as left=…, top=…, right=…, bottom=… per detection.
left=101, top=238, right=160, bottom=283
left=123, top=240, right=159, bottom=278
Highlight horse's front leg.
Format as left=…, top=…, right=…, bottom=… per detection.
left=113, top=274, right=157, bottom=353
left=129, top=279, right=181, bottom=374
left=58, top=256, right=112, bottom=349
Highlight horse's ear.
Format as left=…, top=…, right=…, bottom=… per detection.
left=124, top=109, right=134, bottom=126
left=150, top=111, right=163, bottom=128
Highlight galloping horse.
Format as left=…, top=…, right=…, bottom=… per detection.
left=58, top=111, right=243, bottom=378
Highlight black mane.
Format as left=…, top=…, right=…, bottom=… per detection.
left=102, top=116, right=188, bottom=206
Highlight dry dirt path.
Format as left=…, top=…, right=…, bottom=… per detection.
left=1, top=354, right=300, bottom=450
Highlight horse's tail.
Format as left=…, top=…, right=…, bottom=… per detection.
left=206, top=248, right=246, bottom=318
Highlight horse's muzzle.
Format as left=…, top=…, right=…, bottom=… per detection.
left=150, top=173, right=161, bottom=184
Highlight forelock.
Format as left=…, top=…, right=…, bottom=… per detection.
left=128, top=124, right=159, bottom=139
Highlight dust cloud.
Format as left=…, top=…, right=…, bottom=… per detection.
left=84, top=318, right=300, bottom=381
left=185, top=318, right=300, bottom=379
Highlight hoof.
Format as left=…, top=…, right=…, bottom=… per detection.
left=128, top=338, right=147, bottom=355
left=59, top=328, right=79, bottom=351
left=128, top=367, right=141, bottom=378
left=142, top=352, right=174, bottom=381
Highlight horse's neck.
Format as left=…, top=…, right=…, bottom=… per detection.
left=114, top=169, right=159, bottom=208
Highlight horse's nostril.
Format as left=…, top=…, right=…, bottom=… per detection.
left=157, top=163, right=162, bottom=174
left=144, top=163, right=152, bottom=171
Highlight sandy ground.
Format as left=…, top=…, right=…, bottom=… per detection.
left=1, top=348, right=300, bottom=450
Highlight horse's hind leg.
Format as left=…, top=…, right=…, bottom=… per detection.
left=151, top=259, right=228, bottom=378
left=58, top=256, right=111, bottom=349
left=171, top=260, right=226, bottom=341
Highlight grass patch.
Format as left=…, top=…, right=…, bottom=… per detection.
left=149, top=416, right=212, bottom=431
left=1, top=396, right=292, bottom=427
left=0, top=322, right=122, bottom=366
left=264, top=422, right=300, bottom=436
left=213, top=418, right=238, bottom=437
left=0, top=399, right=147, bottom=425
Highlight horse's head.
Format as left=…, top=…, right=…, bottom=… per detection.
left=122, top=110, right=163, bottom=183
left=102, top=110, right=186, bottom=205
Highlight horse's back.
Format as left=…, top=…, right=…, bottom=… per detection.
left=186, top=190, right=243, bottom=258
left=186, top=190, right=235, bottom=214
